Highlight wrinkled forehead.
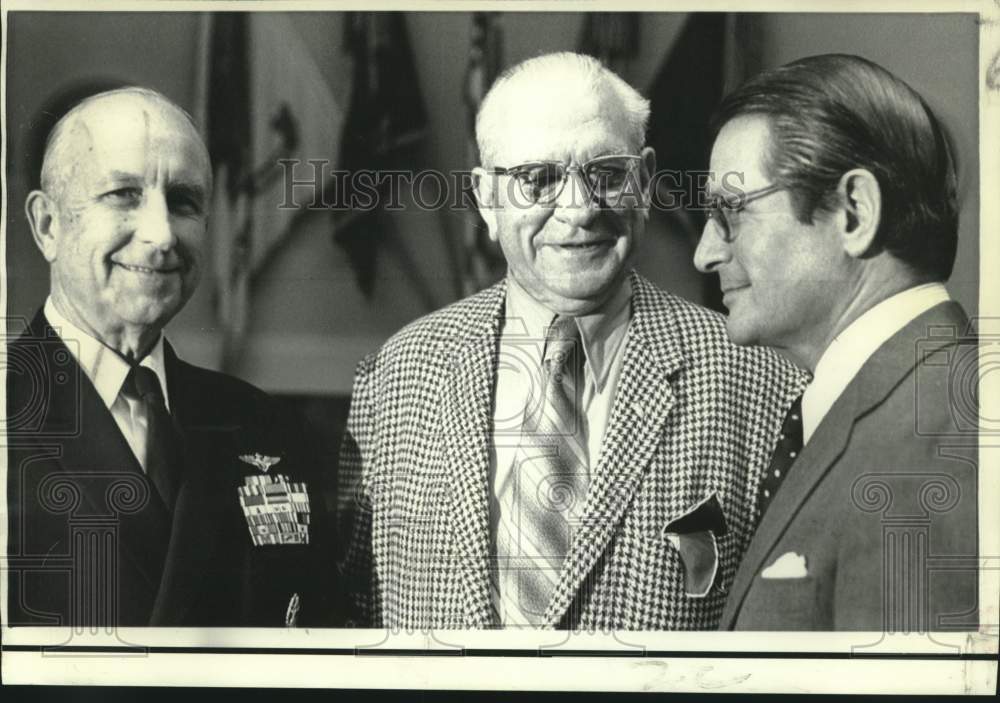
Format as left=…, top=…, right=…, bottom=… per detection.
left=491, top=80, right=634, bottom=165
left=58, top=95, right=211, bottom=186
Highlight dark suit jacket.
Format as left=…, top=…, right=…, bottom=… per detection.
left=6, top=310, right=339, bottom=627
left=721, top=301, right=979, bottom=631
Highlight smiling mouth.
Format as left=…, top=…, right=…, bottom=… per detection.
left=554, top=240, right=614, bottom=250
left=115, top=263, right=180, bottom=275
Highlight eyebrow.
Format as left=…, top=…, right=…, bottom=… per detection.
left=102, top=171, right=207, bottom=196
left=104, top=170, right=143, bottom=184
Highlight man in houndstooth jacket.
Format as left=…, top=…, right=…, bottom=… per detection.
left=337, top=52, right=806, bottom=630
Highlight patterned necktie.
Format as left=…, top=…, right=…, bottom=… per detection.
left=496, top=315, right=589, bottom=625
left=124, top=366, right=181, bottom=511
left=757, top=394, right=804, bottom=522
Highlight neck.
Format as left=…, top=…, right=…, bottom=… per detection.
left=788, top=267, right=924, bottom=372
left=50, top=290, right=161, bottom=363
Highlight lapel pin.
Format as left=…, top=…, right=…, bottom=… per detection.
left=239, top=452, right=282, bottom=473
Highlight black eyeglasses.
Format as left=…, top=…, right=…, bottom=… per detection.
left=704, top=183, right=784, bottom=242
left=486, top=154, right=643, bottom=206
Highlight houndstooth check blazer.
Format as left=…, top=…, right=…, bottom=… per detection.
left=337, top=271, right=808, bottom=630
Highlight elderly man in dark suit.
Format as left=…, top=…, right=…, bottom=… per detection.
left=337, top=52, right=806, bottom=630
left=6, top=87, right=337, bottom=627
left=695, top=54, right=978, bottom=631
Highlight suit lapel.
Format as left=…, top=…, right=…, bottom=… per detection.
left=149, top=342, right=227, bottom=624
left=721, top=301, right=970, bottom=627
left=545, top=273, right=685, bottom=626
left=28, top=312, right=173, bottom=609
left=439, top=283, right=506, bottom=627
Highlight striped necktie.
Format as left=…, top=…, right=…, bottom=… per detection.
left=495, top=315, right=590, bottom=626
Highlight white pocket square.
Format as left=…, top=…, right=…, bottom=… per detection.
left=761, top=551, right=808, bottom=579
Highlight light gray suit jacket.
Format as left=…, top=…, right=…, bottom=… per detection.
left=722, top=301, right=979, bottom=630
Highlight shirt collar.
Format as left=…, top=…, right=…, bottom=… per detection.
left=43, top=297, right=170, bottom=412
left=503, top=276, right=632, bottom=392
left=801, top=282, right=950, bottom=442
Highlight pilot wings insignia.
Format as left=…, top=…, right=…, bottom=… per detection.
left=239, top=452, right=282, bottom=473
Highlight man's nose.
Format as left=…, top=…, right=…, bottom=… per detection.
left=552, top=170, right=600, bottom=228
left=135, top=190, right=177, bottom=250
left=693, top=219, right=731, bottom=273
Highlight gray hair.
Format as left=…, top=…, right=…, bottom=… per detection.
left=40, top=86, right=206, bottom=196
left=475, top=52, right=650, bottom=166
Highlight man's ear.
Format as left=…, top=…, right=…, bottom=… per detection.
left=25, top=190, right=60, bottom=262
left=836, top=168, right=881, bottom=259
left=639, top=146, right=656, bottom=211
left=471, top=166, right=499, bottom=241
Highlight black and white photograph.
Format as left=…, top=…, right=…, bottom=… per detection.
left=1, top=0, right=997, bottom=694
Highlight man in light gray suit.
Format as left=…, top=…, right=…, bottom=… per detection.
left=695, top=54, right=978, bottom=631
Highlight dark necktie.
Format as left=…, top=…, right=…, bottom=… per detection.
left=124, top=366, right=180, bottom=511
left=757, top=394, right=804, bottom=523
left=495, top=315, right=589, bottom=625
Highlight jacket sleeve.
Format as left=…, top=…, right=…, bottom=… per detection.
left=335, top=353, right=382, bottom=627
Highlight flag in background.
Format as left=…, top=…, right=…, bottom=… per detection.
left=335, top=12, right=429, bottom=298
left=248, top=14, right=343, bottom=271
left=197, top=13, right=343, bottom=368
left=461, top=11, right=504, bottom=296
left=202, top=12, right=252, bottom=368
left=645, top=13, right=727, bottom=312
left=578, top=12, right=640, bottom=71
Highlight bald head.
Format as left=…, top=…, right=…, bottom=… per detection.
left=40, top=87, right=211, bottom=200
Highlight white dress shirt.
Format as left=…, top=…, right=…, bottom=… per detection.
left=801, top=282, right=951, bottom=444
left=44, top=297, right=170, bottom=472
left=489, top=277, right=632, bottom=623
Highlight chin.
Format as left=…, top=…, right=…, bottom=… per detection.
left=553, top=282, right=605, bottom=301
left=118, top=300, right=180, bottom=330
left=572, top=263, right=626, bottom=292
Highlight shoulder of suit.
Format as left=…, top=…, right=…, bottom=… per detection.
left=172, top=356, right=274, bottom=410
left=363, top=281, right=504, bottom=365
left=631, top=273, right=728, bottom=337
left=169, top=358, right=310, bottom=453
left=631, top=273, right=807, bottom=386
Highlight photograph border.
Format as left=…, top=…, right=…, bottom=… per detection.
left=1, top=0, right=997, bottom=693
